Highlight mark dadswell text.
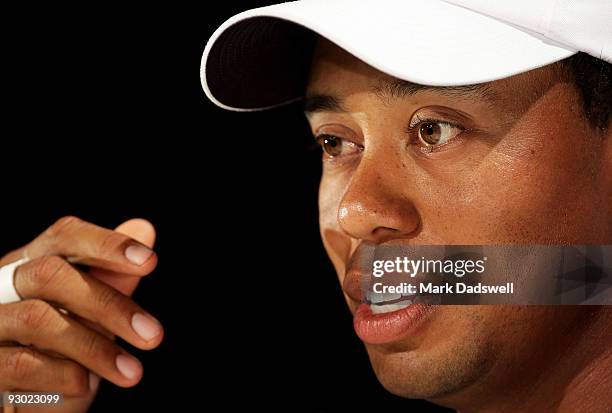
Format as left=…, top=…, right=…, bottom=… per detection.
left=420, top=282, right=514, bottom=294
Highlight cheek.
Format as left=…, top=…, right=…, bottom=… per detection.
left=318, top=174, right=352, bottom=276
left=318, top=175, right=340, bottom=230
left=489, top=127, right=600, bottom=240
left=318, top=166, right=356, bottom=230
left=434, top=102, right=606, bottom=243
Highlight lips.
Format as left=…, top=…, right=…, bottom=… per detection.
left=353, top=302, right=434, bottom=345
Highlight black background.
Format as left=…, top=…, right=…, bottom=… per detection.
left=1, top=2, right=450, bottom=411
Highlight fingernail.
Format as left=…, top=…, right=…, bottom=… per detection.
left=132, top=312, right=162, bottom=341
left=125, top=243, right=153, bottom=266
left=115, top=354, right=142, bottom=381
left=89, top=372, right=100, bottom=392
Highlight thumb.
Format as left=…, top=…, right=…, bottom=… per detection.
left=89, top=218, right=156, bottom=296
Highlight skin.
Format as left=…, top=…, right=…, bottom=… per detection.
left=306, top=38, right=612, bottom=412
left=0, top=217, right=164, bottom=413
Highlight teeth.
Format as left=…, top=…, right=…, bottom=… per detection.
left=384, top=292, right=401, bottom=301
left=368, top=292, right=385, bottom=304
left=371, top=299, right=412, bottom=314
left=366, top=292, right=402, bottom=304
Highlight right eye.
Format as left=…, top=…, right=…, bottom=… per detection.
left=315, top=134, right=361, bottom=158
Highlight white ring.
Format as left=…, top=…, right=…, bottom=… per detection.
left=0, top=258, right=30, bottom=304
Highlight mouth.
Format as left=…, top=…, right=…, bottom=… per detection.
left=352, top=292, right=435, bottom=345
left=343, top=263, right=436, bottom=345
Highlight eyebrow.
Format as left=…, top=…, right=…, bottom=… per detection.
left=303, top=78, right=497, bottom=115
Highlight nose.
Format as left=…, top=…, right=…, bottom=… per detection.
left=338, top=158, right=420, bottom=243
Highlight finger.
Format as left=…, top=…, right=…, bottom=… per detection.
left=90, top=218, right=156, bottom=296
left=0, top=300, right=143, bottom=388
left=25, top=216, right=157, bottom=275
left=14, top=256, right=163, bottom=350
left=0, top=346, right=92, bottom=396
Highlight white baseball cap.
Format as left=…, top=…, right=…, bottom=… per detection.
left=201, top=0, right=612, bottom=112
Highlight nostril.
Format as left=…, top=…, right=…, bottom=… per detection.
left=372, top=226, right=399, bottom=234
left=371, top=226, right=402, bottom=243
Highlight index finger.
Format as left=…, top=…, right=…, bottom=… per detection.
left=24, top=216, right=157, bottom=276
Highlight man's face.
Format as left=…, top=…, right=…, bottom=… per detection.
left=305, top=38, right=612, bottom=404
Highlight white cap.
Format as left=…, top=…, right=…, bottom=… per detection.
left=201, top=0, right=612, bottom=112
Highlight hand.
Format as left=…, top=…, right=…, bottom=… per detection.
left=0, top=216, right=163, bottom=412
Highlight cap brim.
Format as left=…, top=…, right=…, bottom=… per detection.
left=201, top=0, right=577, bottom=112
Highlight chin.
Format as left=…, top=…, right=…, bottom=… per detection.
left=367, top=348, right=447, bottom=399
left=364, top=328, right=494, bottom=401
